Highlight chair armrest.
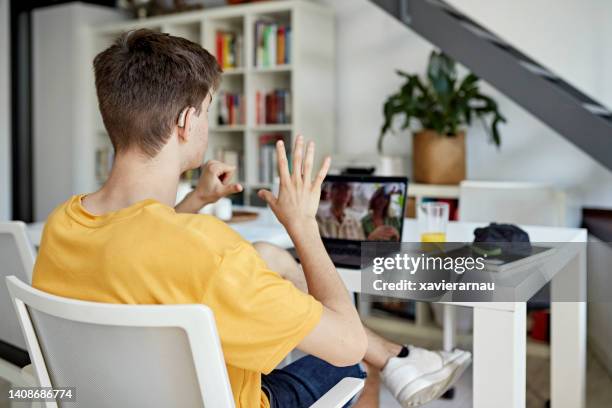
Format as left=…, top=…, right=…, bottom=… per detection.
left=309, top=377, right=365, bottom=408
left=21, top=364, right=36, bottom=385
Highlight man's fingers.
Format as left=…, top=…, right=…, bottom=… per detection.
left=292, top=135, right=304, bottom=182
left=220, top=167, right=237, bottom=184
left=303, top=141, right=315, bottom=186
left=314, top=156, right=331, bottom=188
left=207, top=160, right=235, bottom=177
left=276, top=140, right=291, bottom=185
left=257, top=189, right=277, bottom=208
left=223, top=183, right=243, bottom=194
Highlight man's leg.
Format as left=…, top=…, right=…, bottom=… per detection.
left=254, top=242, right=471, bottom=407
left=351, top=362, right=380, bottom=408
left=254, top=241, right=308, bottom=292
left=261, top=355, right=368, bottom=408
left=254, top=242, right=401, bottom=370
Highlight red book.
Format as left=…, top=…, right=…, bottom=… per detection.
left=216, top=32, right=223, bottom=67
left=265, top=93, right=272, bottom=124
left=259, top=133, right=282, bottom=145
left=227, top=93, right=234, bottom=125
left=270, top=92, right=277, bottom=124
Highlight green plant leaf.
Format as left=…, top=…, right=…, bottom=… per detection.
left=379, top=53, right=505, bottom=152
left=458, top=73, right=479, bottom=92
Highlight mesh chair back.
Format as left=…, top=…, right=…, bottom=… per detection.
left=0, top=222, right=35, bottom=349
left=29, top=309, right=204, bottom=408
left=6, top=276, right=235, bottom=408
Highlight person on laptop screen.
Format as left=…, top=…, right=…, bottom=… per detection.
left=316, top=182, right=366, bottom=240
left=362, top=186, right=402, bottom=241
left=32, top=29, right=470, bottom=408
left=317, top=183, right=403, bottom=241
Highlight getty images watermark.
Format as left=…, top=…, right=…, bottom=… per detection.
left=359, top=241, right=603, bottom=302
left=371, top=250, right=491, bottom=292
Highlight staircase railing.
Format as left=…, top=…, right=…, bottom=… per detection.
left=370, top=0, right=612, bottom=171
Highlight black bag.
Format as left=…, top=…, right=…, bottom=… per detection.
left=473, top=223, right=532, bottom=256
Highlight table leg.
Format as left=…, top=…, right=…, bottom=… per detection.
left=551, top=249, right=587, bottom=408
left=473, top=303, right=526, bottom=408
left=442, top=304, right=457, bottom=351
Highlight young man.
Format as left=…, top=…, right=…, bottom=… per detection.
left=33, top=29, right=470, bottom=407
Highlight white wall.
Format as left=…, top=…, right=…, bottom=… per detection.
left=33, top=3, right=123, bottom=221
left=316, top=0, right=612, bottom=224
left=0, top=0, right=10, bottom=220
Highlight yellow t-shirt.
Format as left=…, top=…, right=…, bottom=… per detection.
left=33, top=195, right=323, bottom=408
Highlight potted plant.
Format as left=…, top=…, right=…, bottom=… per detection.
left=379, top=51, right=506, bottom=185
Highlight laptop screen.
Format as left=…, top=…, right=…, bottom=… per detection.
left=316, top=175, right=408, bottom=242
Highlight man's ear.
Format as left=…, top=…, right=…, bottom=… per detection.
left=177, top=107, right=196, bottom=143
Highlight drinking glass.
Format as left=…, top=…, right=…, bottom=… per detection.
left=418, top=202, right=450, bottom=243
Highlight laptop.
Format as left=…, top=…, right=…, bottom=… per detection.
left=289, top=175, right=409, bottom=269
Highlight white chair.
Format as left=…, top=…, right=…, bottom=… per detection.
left=0, top=222, right=37, bottom=387
left=6, top=276, right=364, bottom=408
left=458, top=180, right=565, bottom=227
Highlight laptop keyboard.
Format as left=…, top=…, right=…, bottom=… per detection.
left=326, top=244, right=361, bottom=257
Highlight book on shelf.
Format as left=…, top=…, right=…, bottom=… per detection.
left=254, top=20, right=291, bottom=68
left=258, top=134, right=285, bottom=184
left=255, top=89, right=291, bottom=125
left=215, top=30, right=243, bottom=69
left=215, top=147, right=244, bottom=182
left=217, top=91, right=245, bottom=126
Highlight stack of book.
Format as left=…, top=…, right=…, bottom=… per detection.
left=255, top=89, right=291, bottom=125
left=254, top=20, right=291, bottom=68
left=258, top=134, right=285, bottom=184
left=215, top=31, right=243, bottom=69
left=215, top=147, right=244, bottom=182
left=217, top=91, right=245, bottom=126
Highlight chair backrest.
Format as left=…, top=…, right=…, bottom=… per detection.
left=6, top=276, right=235, bottom=408
left=458, top=181, right=566, bottom=227
left=0, top=222, right=36, bottom=349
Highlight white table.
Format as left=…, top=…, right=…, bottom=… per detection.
left=28, top=207, right=587, bottom=408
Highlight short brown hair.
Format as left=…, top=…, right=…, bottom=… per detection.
left=93, top=29, right=222, bottom=157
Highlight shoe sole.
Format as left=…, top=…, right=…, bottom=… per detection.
left=398, top=351, right=472, bottom=407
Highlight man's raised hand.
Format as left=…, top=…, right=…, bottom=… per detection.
left=258, top=135, right=330, bottom=235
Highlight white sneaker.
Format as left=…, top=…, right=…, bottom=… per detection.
left=381, top=346, right=472, bottom=407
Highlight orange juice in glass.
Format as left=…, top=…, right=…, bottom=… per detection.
left=418, top=202, right=450, bottom=245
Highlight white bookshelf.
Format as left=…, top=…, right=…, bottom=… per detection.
left=85, top=0, right=335, bottom=205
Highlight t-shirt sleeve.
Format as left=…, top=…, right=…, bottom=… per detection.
left=202, top=242, right=323, bottom=374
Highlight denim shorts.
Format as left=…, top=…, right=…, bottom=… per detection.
left=261, top=355, right=366, bottom=408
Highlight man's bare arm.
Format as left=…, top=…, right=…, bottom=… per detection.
left=175, top=160, right=242, bottom=214
left=258, top=136, right=367, bottom=366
